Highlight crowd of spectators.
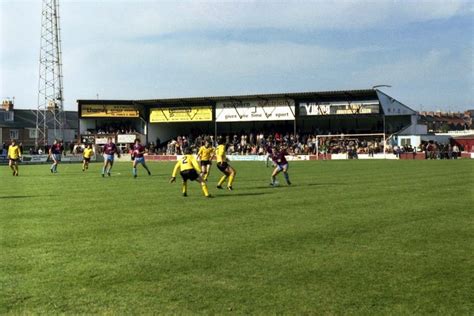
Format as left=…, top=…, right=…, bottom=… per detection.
left=411, top=141, right=460, bottom=159
left=154, top=131, right=387, bottom=157
left=391, top=141, right=464, bottom=159
left=84, top=122, right=138, bottom=135
left=156, top=132, right=468, bottom=159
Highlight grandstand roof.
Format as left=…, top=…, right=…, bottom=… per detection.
left=77, top=89, right=379, bottom=106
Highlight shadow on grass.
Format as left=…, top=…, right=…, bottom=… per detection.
left=0, top=195, right=42, bottom=199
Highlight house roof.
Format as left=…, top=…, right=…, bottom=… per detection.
left=0, top=109, right=78, bottom=129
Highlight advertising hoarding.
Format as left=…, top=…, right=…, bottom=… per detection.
left=299, top=101, right=380, bottom=116
left=150, top=107, right=212, bottom=123
left=117, top=134, right=137, bottom=143
left=216, top=99, right=295, bottom=122
left=81, top=105, right=139, bottom=118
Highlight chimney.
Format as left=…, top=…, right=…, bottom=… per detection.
left=2, top=99, right=14, bottom=111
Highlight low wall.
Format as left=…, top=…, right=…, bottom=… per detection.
left=225, top=155, right=311, bottom=161
left=145, top=155, right=178, bottom=161
left=2, top=152, right=473, bottom=165
left=330, top=153, right=398, bottom=160
left=400, top=152, right=471, bottom=160
left=399, top=153, right=426, bottom=160
left=1, top=154, right=86, bottom=164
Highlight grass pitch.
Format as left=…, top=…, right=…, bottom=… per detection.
left=1, top=160, right=473, bottom=314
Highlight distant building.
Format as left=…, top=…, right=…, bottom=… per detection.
left=0, top=100, right=78, bottom=149
left=467, top=109, right=474, bottom=121
left=418, top=111, right=472, bottom=133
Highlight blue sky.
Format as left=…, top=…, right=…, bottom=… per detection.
left=1, top=0, right=473, bottom=111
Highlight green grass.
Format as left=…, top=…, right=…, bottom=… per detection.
left=1, top=160, right=473, bottom=314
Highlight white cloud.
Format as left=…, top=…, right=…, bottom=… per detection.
left=56, top=0, right=472, bottom=41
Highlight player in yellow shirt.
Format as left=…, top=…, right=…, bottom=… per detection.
left=82, top=144, right=94, bottom=171
left=170, top=147, right=211, bottom=197
left=7, top=139, right=22, bottom=176
left=215, top=137, right=236, bottom=190
left=196, top=139, right=214, bottom=181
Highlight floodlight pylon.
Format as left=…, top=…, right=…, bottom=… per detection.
left=36, top=0, right=65, bottom=148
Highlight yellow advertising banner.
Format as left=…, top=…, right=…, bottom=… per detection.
left=150, top=107, right=212, bottom=123
left=81, top=105, right=139, bottom=118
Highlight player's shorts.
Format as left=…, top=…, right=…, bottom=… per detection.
left=52, top=153, right=61, bottom=162
left=134, top=156, right=145, bottom=164
left=200, top=160, right=211, bottom=166
left=9, top=158, right=19, bottom=163
left=83, top=157, right=91, bottom=162
left=277, top=163, right=288, bottom=171
left=180, top=169, right=199, bottom=181
left=104, top=154, right=114, bottom=162
left=217, top=161, right=229, bottom=172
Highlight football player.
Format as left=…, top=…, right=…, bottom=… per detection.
left=49, top=139, right=62, bottom=174
left=215, top=137, right=236, bottom=190
left=170, top=147, right=210, bottom=197
left=197, top=139, right=214, bottom=181
left=102, top=137, right=120, bottom=177
left=131, top=138, right=151, bottom=178
left=270, top=145, right=291, bottom=186
left=82, top=143, right=94, bottom=171
left=7, top=139, right=21, bottom=176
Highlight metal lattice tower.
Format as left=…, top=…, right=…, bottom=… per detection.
left=36, top=0, right=65, bottom=148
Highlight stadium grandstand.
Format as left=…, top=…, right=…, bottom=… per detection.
left=77, top=88, right=440, bottom=159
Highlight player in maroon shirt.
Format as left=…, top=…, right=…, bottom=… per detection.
left=49, top=139, right=63, bottom=173
left=102, top=137, right=120, bottom=177
left=131, top=138, right=151, bottom=178
left=270, top=145, right=291, bottom=186
left=265, top=144, right=275, bottom=168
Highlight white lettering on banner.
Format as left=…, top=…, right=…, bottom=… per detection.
left=216, top=99, right=295, bottom=122
left=300, top=103, right=331, bottom=115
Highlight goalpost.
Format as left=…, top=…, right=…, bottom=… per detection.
left=315, top=133, right=387, bottom=160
